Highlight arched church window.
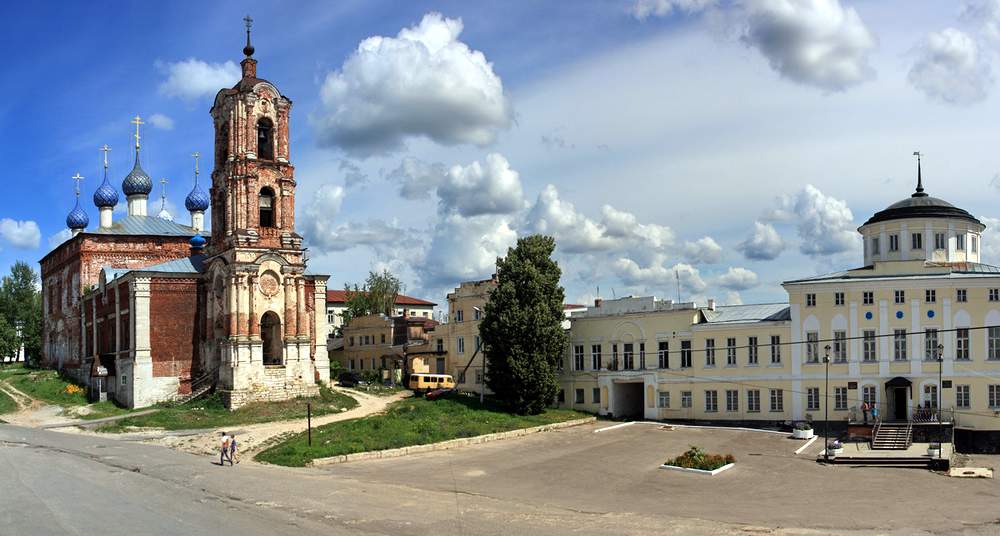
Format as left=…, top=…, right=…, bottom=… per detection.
left=261, top=311, right=282, bottom=366
left=259, top=187, right=275, bottom=228
left=257, top=118, right=274, bottom=160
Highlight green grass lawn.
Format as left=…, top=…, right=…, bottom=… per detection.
left=0, top=389, right=16, bottom=415
left=4, top=367, right=89, bottom=406
left=254, top=394, right=588, bottom=467
left=98, top=384, right=358, bottom=432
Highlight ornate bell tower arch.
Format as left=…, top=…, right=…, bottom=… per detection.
left=205, top=17, right=324, bottom=408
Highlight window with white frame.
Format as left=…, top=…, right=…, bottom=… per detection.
left=456, top=309, right=464, bottom=322
left=681, top=391, right=692, bottom=408
left=657, top=341, right=668, bottom=369
left=591, top=344, right=602, bottom=370
left=573, top=345, right=585, bottom=371
left=473, top=308, right=482, bottom=320
left=833, top=331, right=847, bottom=362
left=956, top=328, right=970, bottom=360
left=990, top=327, right=1000, bottom=360
left=726, top=389, right=739, bottom=412
left=889, top=234, right=899, bottom=251
left=835, top=292, right=845, bottom=306
left=639, top=342, right=646, bottom=369
left=705, top=390, right=718, bottom=412
left=623, top=343, right=634, bottom=370
left=726, top=337, right=736, bottom=366
left=871, top=237, right=880, bottom=255
left=894, top=329, right=907, bottom=361
left=991, top=385, right=1000, bottom=408
left=957, top=233, right=966, bottom=250
left=834, top=387, right=848, bottom=410
left=807, top=387, right=820, bottom=410
left=658, top=391, right=670, bottom=408
left=911, top=232, right=922, bottom=250
left=991, top=288, right=1000, bottom=302
left=747, top=389, right=760, bottom=413
left=923, top=384, right=938, bottom=409
left=748, top=336, right=758, bottom=365
left=806, top=332, right=819, bottom=363
left=934, top=232, right=946, bottom=250
left=956, top=385, right=970, bottom=408
left=705, top=339, right=716, bottom=367
left=957, top=288, right=968, bottom=302
left=925, top=289, right=936, bottom=303
left=681, top=340, right=692, bottom=368
left=457, top=336, right=465, bottom=354
left=863, top=291, right=874, bottom=305
left=972, top=235, right=979, bottom=253
left=806, top=293, right=816, bottom=307
left=770, top=335, right=781, bottom=364
left=924, top=329, right=939, bottom=360
left=862, top=385, right=876, bottom=407
left=863, top=330, right=877, bottom=362
left=612, top=344, right=618, bottom=370
left=770, top=389, right=784, bottom=412
left=894, top=290, right=905, bottom=304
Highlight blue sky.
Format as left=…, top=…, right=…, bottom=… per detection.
left=4, top=0, right=1000, bottom=308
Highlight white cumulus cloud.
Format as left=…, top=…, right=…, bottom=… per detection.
left=767, top=184, right=857, bottom=257
left=158, top=59, right=241, bottom=100
left=389, top=157, right=447, bottom=200
left=300, top=184, right=346, bottom=252
left=47, top=228, right=73, bottom=251
left=0, top=219, right=40, bottom=249
left=525, top=185, right=615, bottom=254
left=420, top=214, right=517, bottom=288
left=908, top=28, right=992, bottom=105
left=613, top=257, right=707, bottom=294
left=715, top=266, right=759, bottom=290
left=148, top=113, right=174, bottom=130
left=682, top=236, right=724, bottom=264
left=738, top=220, right=785, bottom=260
left=438, top=154, right=525, bottom=217
left=740, top=0, right=877, bottom=91
left=315, top=12, right=512, bottom=157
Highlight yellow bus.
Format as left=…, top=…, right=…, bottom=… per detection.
left=408, top=373, right=456, bottom=394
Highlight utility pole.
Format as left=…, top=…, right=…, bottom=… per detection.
left=937, top=343, right=944, bottom=460
left=823, top=344, right=831, bottom=463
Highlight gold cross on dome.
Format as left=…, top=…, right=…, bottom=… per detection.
left=71, top=172, right=84, bottom=195
left=131, top=115, right=144, bottom=149
left=244, top=14, right=253, bottom=31
left=99, top=144, right=111, bottom=168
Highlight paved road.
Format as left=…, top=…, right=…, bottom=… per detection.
left=2, top=423, right=998, bottom=535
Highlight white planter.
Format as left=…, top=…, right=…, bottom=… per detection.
left=828, top=447, right=844, bottom=456
left=793, top=428, right=814, bottom=439
left=927, top=448, right=941, bottom=457
left=659, top=462, right=735, bottom=476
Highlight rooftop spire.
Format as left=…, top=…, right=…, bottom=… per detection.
left=100, top=144, right=111, bottom=170
left=912, top=150, right=927, bottom=198
left=72, top=172, right=84, bottom=197
left=131, top=114, right=144, bottom=157
left=158, top=178, right=173, bottom=221
left=243, top=15, right=255, bottom=58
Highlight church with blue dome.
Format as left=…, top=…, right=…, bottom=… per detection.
left=40, top=21, right=330, bottom=409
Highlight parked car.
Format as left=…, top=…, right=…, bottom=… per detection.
left=338, top=371, right=366, bottom=388
left=425, top=388, right=456, bottom=400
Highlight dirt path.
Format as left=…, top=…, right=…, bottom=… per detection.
left=0, top=379, right=70, bottom=427
left=104, top=387, right=410, bottom=459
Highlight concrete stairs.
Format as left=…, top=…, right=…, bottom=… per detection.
left=175, top=368, right=217, bottom=405
left=872, top=421, right=912, bottom=450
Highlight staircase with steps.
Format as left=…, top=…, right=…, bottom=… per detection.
left=871, top=420, right=912, bottom=450
left=174, top=367, right=218, bottom=405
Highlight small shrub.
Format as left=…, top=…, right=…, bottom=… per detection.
left=664, top=446, right=735, bottom=471
left=64, top=384, right=83, bottom=395
left=794, top=421, right=812, bottom=431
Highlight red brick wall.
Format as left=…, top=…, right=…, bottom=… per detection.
left=148, top=278, right=202, bottom=392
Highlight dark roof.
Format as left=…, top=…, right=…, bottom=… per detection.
left=326, top=290, right=436, bottom=306
left=863, top=191, right=981, bottom=227
left=83, top=215, right=201, bottom=237
left=784, top=262, right=1000, bottom=284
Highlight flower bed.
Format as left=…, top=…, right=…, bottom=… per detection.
left=662, top=446, right=735, bottom=475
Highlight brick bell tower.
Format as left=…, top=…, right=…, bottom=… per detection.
left=205, top=17, right=322, bottom=408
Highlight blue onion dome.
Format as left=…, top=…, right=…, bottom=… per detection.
left=122, top=158, right=153, bottom=196
left=185, top=182, right=210, bottom=212
left=93, top=173, right=119, bottom=208
left=189, top=233, right=207, bottom=250
left=66, top=198, right=89, bottom=230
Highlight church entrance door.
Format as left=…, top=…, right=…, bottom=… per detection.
left=261, top=312, right=282, bottom=365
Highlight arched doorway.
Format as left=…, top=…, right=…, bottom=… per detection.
left=261, top=311, right=282, bottom=365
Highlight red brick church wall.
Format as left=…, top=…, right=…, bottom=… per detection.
left=149, top=277, right=202, bottom=395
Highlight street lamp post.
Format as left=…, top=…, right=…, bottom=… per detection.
left=936, top=343, right=944, bottom=460
left=474, top=306, right=485, bottom=404
left=824, top=344, right=832, bottom=462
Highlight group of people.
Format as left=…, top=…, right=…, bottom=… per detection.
left=220, top=432, right=239, bottom=466
left=860, top=401, right=879, bottom=424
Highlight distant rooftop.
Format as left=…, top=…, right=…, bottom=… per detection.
left=700, top=303, right=790, bottom=324
left=326, top=290, right=436, bottom=307
left=83, top=215, right=202, bottom=237
left=784, top=262, right=1000, bottom=285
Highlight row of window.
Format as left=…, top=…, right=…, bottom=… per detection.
left=348, top=334, right=387, bottom=346
left=804, top=327, right=1000, bottom=362
left=807, top=287, right=1000, bottom=307
left=570, top=337, right=783, bottom=371
left=565, top=384, right=1000, bottom=411
left=453, top=308, right=483, bottom=323
left=870, top=232, right=978, bottom=255
left=454, top=335, right=481, bottom=354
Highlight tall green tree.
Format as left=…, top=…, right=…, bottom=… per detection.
left=0, top=261, right=42, bottom=365
left=480, top=235, right=568, bottom=415
left=337, top=270, right=404, bottom=333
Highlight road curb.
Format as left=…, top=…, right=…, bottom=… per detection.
left=310, top=416, right=597, bottom=466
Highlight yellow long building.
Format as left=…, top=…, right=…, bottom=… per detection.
left=558, top=174, right=1000, bottom=451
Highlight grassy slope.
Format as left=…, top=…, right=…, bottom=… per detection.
left=255, top=394, right=588, bottom=467
left=0, top=389, right=15, bottom=415
left=99, top=385, right=358, bottom=432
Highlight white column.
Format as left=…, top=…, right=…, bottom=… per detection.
left=878, top=300, right=889, bottom=377
left=191, top=211, right=204, bottom=232
left=99, top=207, right=113, bottom=229
left=131, top=277, right=154, bottom=408
left=911, top=299, right=922, bottom=376
left=790, top=303, right=803, bottom=420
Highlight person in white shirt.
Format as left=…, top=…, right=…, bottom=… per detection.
left=220, top=432, right=232, bottom=466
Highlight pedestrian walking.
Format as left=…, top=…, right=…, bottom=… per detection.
left=871, top=403, right=879, bottom=421
left=229, top=433, right=239, bottom=464
left=861, top=401, right=870, bottom=425
left=220, top=432, right=232, bottom=466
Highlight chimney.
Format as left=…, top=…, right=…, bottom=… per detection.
left=707, top=298, right=716, bottom=311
